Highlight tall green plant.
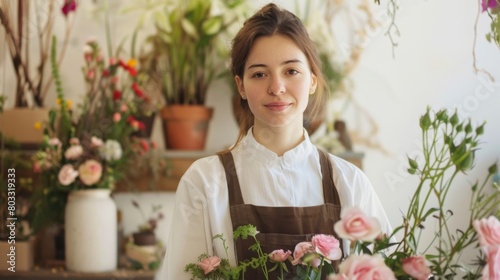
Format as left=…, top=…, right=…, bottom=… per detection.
left=381, top=107, right=500, bottom=279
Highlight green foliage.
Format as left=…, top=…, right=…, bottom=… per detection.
left=136, top=0, right=248, bottom=105
left=360, top=107, right=499, bottom=279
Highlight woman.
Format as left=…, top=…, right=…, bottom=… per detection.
left=161, top=3, right=392, bottom=279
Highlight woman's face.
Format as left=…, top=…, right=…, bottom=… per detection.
left=235, top=34, right=317, bottom=131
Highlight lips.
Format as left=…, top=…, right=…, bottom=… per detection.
left=265, top=102, right=291, bottom=111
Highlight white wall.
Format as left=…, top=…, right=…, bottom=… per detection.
left=2, top=0, right=499, bottom=277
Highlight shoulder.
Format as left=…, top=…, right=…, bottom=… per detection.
left=327, top=153, right=367, bottom=181
left=323, top=151, right=374, bottom=195
left=181, top=154, right=224, bottom=183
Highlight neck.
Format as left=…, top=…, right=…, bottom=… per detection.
left=252, top=125, right=305, bottom=156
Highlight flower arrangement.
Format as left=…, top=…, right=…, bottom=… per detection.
left=29, top=37, right=151, bottom=232
left=185, top=108, right=500, bottom=279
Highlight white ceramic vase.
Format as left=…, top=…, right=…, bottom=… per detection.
left=65, top=189, right=117, bottom=272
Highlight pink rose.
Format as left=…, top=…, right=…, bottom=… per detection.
left=292, top=242, right=320, bottom=267
left=292, top=242, right=313, bottom=265
left=58, top=164, right=78, bottom=186
left=49, top=138, right=62, bottom=149
left=69, top=137, right=80, bottom=145
left=329, top=254, right=396, bottom=280
left=78, top=159, right=102, bottom=186
left=402, top=255, right=432, bottom=280
left=311, top=234, right=342, bottom=261
left=91, top=136, right=103, bottom=148
left=473, top=216, right=500, bottom=247
left=334, top=206, right=382, bottom=242
left=269, top=249, right=292, bottom=263
left=484, top=245, right=500, bottom=280
left=197, top=256, right=221, bottom=275
left=482, top=0, right=499, bottom=12
left=113, top=112, right=121, bottom=122
left=64, top=145, right=83, bottom=160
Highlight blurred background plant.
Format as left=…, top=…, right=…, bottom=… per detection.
left=0, top=0, right=77, bottom=108
left=124, top=0, right=248, bottom=106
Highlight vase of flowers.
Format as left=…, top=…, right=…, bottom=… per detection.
left=31, top=36, right=150, bottom=270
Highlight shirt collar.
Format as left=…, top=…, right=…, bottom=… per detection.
left=239, top=127, right=315, bottom=166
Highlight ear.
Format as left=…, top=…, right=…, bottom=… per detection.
left=310, top=73, right=318, bottom=95
left=235, top=75, right=246, bottom=98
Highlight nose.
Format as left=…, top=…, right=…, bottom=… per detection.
left=267, top=75, right=285, bottom=96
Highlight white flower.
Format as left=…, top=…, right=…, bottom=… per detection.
left=64, top=145, right=83, bottom=160
left=99, top=139, right=122, bottom=161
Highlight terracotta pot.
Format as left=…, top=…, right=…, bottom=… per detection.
left=160, top=105, right=213, bottom=150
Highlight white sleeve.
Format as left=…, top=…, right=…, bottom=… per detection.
left=160, top=169, right=213, bottom=280
left=329, top=155, right=394, bottom=254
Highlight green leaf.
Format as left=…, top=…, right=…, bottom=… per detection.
left=420, top=112, right=431, bottom=130
left=408, top=157, right=418, bottom=169
left=202, top=16, right=222, bottom=36
left=488, top=163, right=498, bottom=175
left=450, top=112, right=459, bottom=126
left=181, top=18, right=199, bottom=40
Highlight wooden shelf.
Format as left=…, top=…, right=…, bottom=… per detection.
left=0, top=268, right=156, bottom=280
left=115, top=150, right=364, bottom=193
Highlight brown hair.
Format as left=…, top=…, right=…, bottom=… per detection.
left=226, top=3, right=327, bottom=151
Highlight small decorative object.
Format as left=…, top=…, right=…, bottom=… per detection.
left=333, top=120, right=352, bottom=151
left=125, top=200, right=165, bottom=270
left=65, top=189, right=117, bottom=272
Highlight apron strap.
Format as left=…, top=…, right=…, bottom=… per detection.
left=217, top=152, right=244, bottom=206
left=317, top=148, right=341, bottom=205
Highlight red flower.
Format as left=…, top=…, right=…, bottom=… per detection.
left=127, top=116, right=136, bottom=124
left=113, top=90, right=121, bottom=100
left=128, top=67, right=137, bottom=77
left=61, top=0, right=77, bottom=17
left=140, top=139, right=149, bottom=152
left=132, top=83, right=144, bottom=98
left=119, top=60, right=129, bottom=70
left=138, top=121, right=145, bottom=131
left=102, top=69, right=110, bottom=77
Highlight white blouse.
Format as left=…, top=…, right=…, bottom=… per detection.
left=160, top=130, right=392, bottom=280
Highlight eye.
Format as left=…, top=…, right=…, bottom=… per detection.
left=251, top=72, right=266, bottom=78
left=286, top=69, right=299, bottom=75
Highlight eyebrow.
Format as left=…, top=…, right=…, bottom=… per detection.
left=247, top=59, right=304, bottom=70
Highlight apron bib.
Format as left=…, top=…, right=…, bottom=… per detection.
left=218, top=148, right=343, bottom=279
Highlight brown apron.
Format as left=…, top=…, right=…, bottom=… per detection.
left=218, top=148, right=343, bottom=279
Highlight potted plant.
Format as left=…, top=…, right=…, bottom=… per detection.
left=0, top=0, right=77, bottom=146
left=125, top=200, right=165, bottom=270
left=138, top=0, right=247, bottom=150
